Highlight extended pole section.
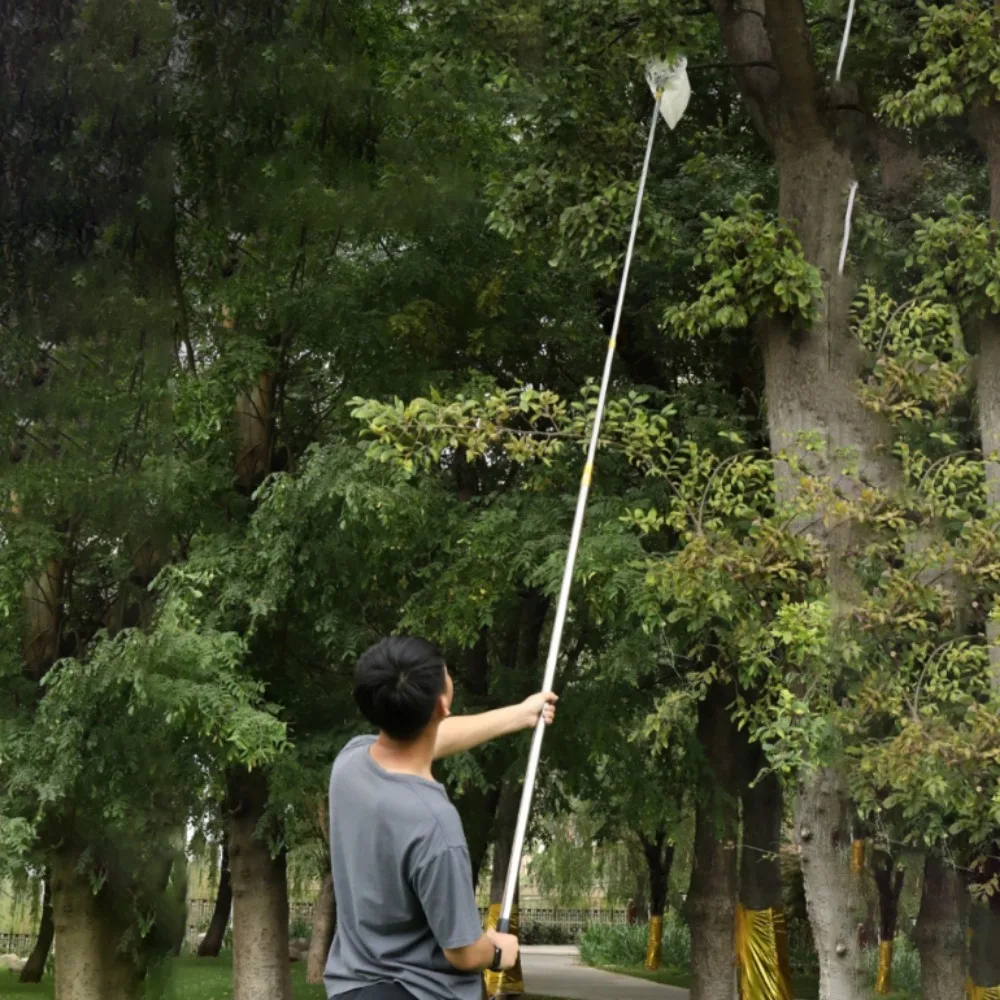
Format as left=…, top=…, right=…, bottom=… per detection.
left=496, top=92, right=664, bottom=934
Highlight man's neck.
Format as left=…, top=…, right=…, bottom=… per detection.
left=371, top=728, right=438, bottom=780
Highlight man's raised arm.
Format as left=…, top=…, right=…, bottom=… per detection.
left=433, top=692, right=557, bottom=760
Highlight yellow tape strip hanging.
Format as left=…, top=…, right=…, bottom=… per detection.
left=735, top=905, right=794, bottom=1000
left=484, top=903, right=525, bottom=997
left=874, top=940, right=893, bottom=995
left=644, top=915, right=663, bottom=971
left=968, top=986, right=1000, bottom=999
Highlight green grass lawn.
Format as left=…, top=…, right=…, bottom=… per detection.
left=607, top=964, right=914, bottom=1000
left=0, top=958, right=558, bottom=1000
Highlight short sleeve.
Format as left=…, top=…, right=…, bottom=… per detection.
left=411, top=845, right=483, bottom=950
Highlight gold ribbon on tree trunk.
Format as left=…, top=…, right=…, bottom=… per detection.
left=851, top=839, right=865, bottom=876
left=644, top=915, right=663, bottom=970
left=734, top=904, right=794, bottom=1000
left=968, top=986, right=1000, bottom=999
left=875, top=940, right=893, bottom=995
left=483, top=903, right=525, bottom=997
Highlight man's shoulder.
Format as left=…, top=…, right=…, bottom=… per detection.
left=333, top=734, right=376, bottom=767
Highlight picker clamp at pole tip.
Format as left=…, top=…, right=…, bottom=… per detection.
left=492, top=60, right=691, bottom=944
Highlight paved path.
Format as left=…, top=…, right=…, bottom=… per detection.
left=519, top=947, right=687, bottom=1000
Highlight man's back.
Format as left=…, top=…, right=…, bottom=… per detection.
left=324, top=735, right=483, bottom=1000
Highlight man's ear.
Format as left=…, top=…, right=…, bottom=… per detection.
left=438, top=693, right=451, bottom=720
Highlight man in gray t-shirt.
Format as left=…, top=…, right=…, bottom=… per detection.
left=325, top=636, right=556, bottom=1000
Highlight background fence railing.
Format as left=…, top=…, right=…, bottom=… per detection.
left=5, top=902, right=630, bottom=955
left=0, top=932, right=33, bottom=956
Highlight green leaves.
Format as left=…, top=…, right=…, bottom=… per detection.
left=881, top=1, right=1000, bottom=126
left=664, top=197, right=822, bottom=338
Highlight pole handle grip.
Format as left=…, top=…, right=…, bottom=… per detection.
left=495, top=917, right=511, bottom=935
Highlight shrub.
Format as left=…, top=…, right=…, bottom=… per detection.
left=580, top=913, right=690, bottom=969
left=518, top=921, right=578, bottom=946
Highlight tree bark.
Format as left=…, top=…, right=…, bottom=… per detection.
left=19, top=872, right=54, bottom=984
left=794, top=769, right=866, bottom=1000
left=228, top=768, right=293, bottom=1000
left=197, top=842, right=232, bottom=958
left=688, top=685, right=739, bottom=1000
left=915, top=854, right=967, bottom=1000
left=306, top=871, right=336, bottom=986
left=51, top=850, right=143, bottom=1000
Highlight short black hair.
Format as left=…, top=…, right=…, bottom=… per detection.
left=353, top=636, right=447, bottom=741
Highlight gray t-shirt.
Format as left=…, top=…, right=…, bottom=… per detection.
left=324, top=735, right=484, bottom=1000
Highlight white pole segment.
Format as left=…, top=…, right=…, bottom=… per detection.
left=496, top=91, right=664, bottom=932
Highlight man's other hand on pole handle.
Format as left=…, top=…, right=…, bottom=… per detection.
left=518, top=691, right=557, bottom=730
left=486, top=928, right=520, bottom=971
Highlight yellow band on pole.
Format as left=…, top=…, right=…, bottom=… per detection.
left=734, top=905, right=794, bottom=1000
left=644, top=916, right=663, bottom=971
left=851, top=839, right=865, bottom=875
left=484, top=903, right=525, bottom=997
left=581, top=463, right=594, bottom=487
left=875, top=939, right=893, bottom=995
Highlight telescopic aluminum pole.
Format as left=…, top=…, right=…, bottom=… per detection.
left=496, top=89, right=665, bottom=934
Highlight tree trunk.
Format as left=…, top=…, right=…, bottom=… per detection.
left=688, top=685, right=739, bottom=1000
left=19, top=872, right=54, bottom=984
left=972, top=101, right=1000, bottom=685
left=197, top=842, right=232, bottom=958
left=169, top=843, right=189, bottom=957
left=738, top=768, right=793, bottom=1000
left=639, top=830, right=674, bottom=970
left=969, top=901, right=1000, bottom=994
left=794, top=769, right=866, bottom=1000
left=915, top=854, right=967, bottom=1000
left=51, top=850, right=143, bottom=1000
left=871, top=852, right=904, bottom=995
left=306, top=872, right=336, bottom=986
left=228, top=768, right=293, bottom=1000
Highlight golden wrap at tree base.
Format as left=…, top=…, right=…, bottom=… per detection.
left=875, top=940, right=893, bottom=995
left=967, top=984, right=1000, bottom=999
left=483, top=903, right=525, bottom=997
left=644, top=915, right=663, bottom=970
left=734, top=905, right=794, bottom=1000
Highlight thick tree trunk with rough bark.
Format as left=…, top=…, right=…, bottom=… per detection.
left=197, top=843, right=232, bottom=958
left=51, top=851, right=143, bottom=1000
left=688, top=686, right=739, bottom=1000
left=306, top=872, right=336, bottom=985
left=794, top=769, right=866, bottom=1000
left=707, top=8, right=900, bottom=998
left=228, top=768, right=293, bottom=1000
left=19, top=873, right=53, bottom=984
left=915, top=854, right=967, bottom=1000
